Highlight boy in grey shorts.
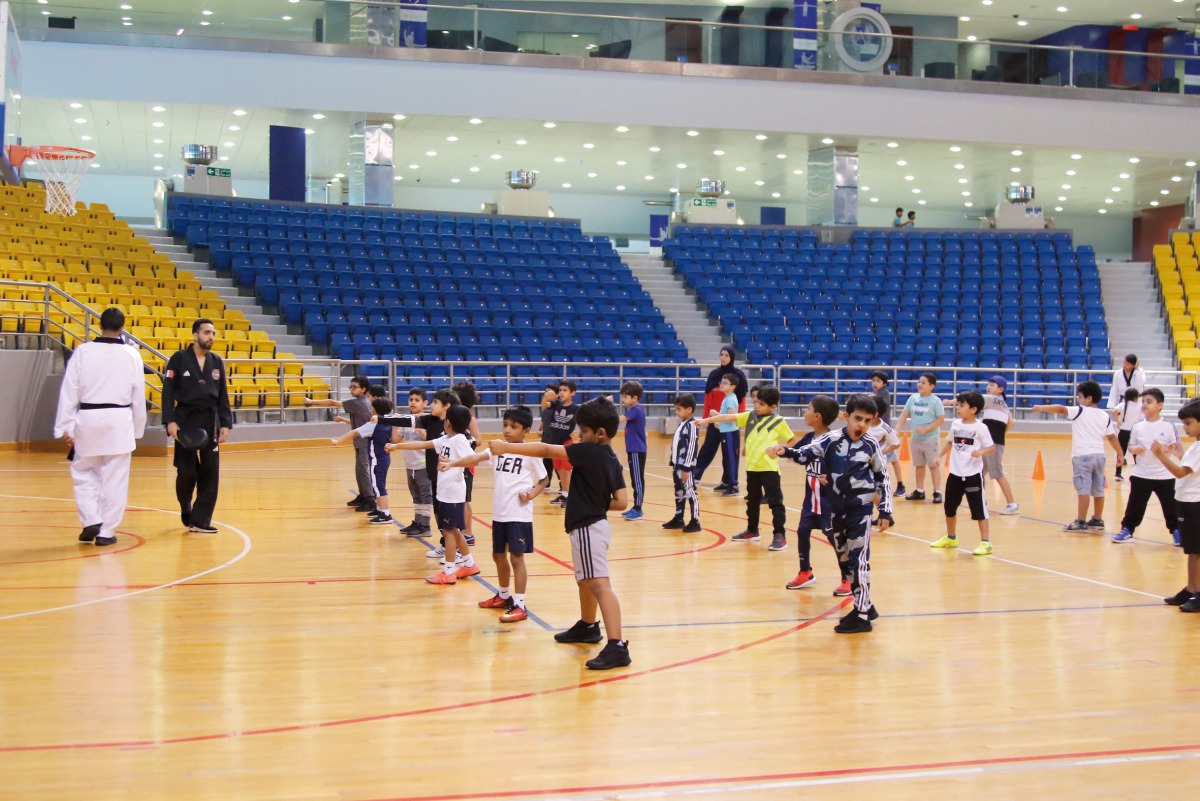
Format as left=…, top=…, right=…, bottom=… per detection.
left=1033, top=380, right=1124, bottom=531
left=895, top=372, right=945, bottom=503
left=399, top=388, right=433, bottom=536
left=490, top=397, right=630, bottom=671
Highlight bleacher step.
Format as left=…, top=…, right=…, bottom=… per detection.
left=621, top=252, right=727, bottom=362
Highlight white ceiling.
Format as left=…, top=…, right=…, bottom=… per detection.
left=9, top=0, right=1200, bottom=218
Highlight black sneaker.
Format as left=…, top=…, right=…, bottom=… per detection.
left=662, top=516, right=685, bottom=530
left=549, top=495, right=567, bottom=507
left=189, top=524, right=219, bottom=534
left=834, top=610, right=873, bottom=634
left=866, top=604, right=880, bottom=621
left=1182, top=597, right=1200, bottom=613
left=408, top=527, right=431, bottom=538
left=1086, top=518, right=1106, bottom=531
left=712, top=483, right=730, bottom=493
left=585, top=640, right=632, bottom=670
left=682, top=519, right=702, bottom=533
left=369, top=514, right=394, bottom=526
left=354, top=502, right=377, bottom=513
left=1165, top=588, right=1195, bottom=606
left=181, top=511, right=191, bottom=528
left=399, top=521, right=421, bottom=535
left=720, top=487, right=740, bottom=497
left=554, top=620, right=603, bottom=644
left=895, top=482, right=906, bottom=496
left=904, top=489, right=926, bottom=501
left=346, top=495, right=364, bottom=507
left=768, top=534, right=787, bottom=551
left=94, top=535, right=118, bottom=546
left=78, top=524, right=101, bottom=543
left=931, top=491, right=943, bottom=504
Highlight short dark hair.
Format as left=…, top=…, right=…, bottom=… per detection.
left=1141, top=387, right=1165, bottom=404
left=845, top=394, right=878, bottom=417
left=367, top=384, right=387, bottom=399
left=371, top=397, right=394, bottom=415
left=192, top=317, right=213, bottom=334
left=620, top=381, right=643, bottom=398
left=1125, top=354, right=1139, bottom=366
left=452, top=381, right=478, bottom=410
left=432, top=389, right=458, bottom=407
left=558, top=379, right=577, bottom=393
left=1076, top=380, right=1103, bottom=403
left=956, top=390, right=985, bottom=413
left=1123, top=387, right=1141, bottom=402
left=674, top=393, right=696, bottom=410
left=895, top=207, right=904, bottom=215
left=749, top=385, right=760, bottom=397
left=810, top=395, right=840, bottom=425
left=545, top=382, right=560, bottom=393
left=502, top=405, right=534, bottom=430
left=408, top=387, right=427, bottom=400
left=757, top=385, right=781, bottom=407
left=919, top=372, right=938, bottom=386
left=99, top=307, right=125, bottom=333
left=1179, top=399, right=1200, bottom=423
left=349, top=375, right=369, bottom=390
left=868, top=370, right=889, bottom=384
left=445, top=404, right=472, bottom=434
left=907, top=211, right=916, bottom=218
left=576, top=396, right=620, bottom=439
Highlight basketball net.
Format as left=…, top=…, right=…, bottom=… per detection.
left=8, top=145, right=96, bottom=216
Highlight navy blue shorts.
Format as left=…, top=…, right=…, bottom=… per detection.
left=492, top=520, right=534, bottom=554
left=437, top=501, right=466, bottom=532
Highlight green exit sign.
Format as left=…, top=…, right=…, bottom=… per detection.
left=692, top=198, right=717, bottom=206
left=206, top=167, right=232, bottom=177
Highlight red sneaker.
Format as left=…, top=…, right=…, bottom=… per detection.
left=785, top=570, right=816, bottom=590
left=833, top=578, right=852, bottom=597
left=426, top=570, right=457, bottom=585
left=454, top=563, right=481, bottom=579
left=498, top=605, right=528, bottom=623
left=478, top=594, right=509, bottom=609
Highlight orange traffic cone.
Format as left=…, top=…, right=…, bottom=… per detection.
left=900, top=432, right=911, bottom=461
left=1032, top=450, right=1045, bottom=481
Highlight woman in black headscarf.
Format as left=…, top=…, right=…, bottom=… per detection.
left=693, top=345, right=748, bottom=493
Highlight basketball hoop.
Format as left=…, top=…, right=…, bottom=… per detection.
left=7, top=145, right=96, bottom=216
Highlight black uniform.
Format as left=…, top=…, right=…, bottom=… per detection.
left=162, top=346, right=233, bottom=529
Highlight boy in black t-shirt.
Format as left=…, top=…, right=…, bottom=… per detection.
left=491, top=397, right=630, bottom=670
left=541, top=379, right=579, bottom=507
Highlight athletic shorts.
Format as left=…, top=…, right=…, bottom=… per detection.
left=911, top=436, right=939, bottom=467
left=436, top=501, right=466, bottom=532
left=1072, top=453, right=1106, bottom=497
left=887, top=449, right=900, bottom=464
left=553, top=438, right=574, bottom=472
left=944, top=472, right=988, bottom=520
left=1178, top=501, right=1200, bottom=555
left=492, top=520, right=534, bottom=554
left=981, top=444, right=1005, bottom=479
left=569, top=518, right=612, bottom=581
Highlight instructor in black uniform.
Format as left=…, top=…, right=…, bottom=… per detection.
left=162, top=318, right=232, bottom=534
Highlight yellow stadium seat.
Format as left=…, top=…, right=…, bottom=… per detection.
left=1179, top=348, right=1200, bottom=364
left=256, top=377, right=281, bottom=408
left=276, top=353, right=303, bottom=376
left=230, top=378, right=260, bottom=409
left=284, top=379, right=307, bottom=407
left=230, top=360, right=256, bottom=377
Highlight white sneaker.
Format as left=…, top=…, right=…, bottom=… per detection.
left=1000, top=503, right=1020, bottom=515
left=425, top=545, right=445, bottom=558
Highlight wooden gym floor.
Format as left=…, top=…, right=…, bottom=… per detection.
left=0, top=435, right=1197, bottom=800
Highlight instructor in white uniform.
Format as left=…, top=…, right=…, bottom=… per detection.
left=54, top=307, right=147, bottom=546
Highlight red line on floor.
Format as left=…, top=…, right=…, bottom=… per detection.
left=0, top=532, right=145, bottom=566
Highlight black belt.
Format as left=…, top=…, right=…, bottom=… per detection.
left=80, top=403, right=132, bottom=410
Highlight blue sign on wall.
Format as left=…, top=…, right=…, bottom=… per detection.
left=793, top=0, right=817, bottom=70
left=1187, top=36, right=1200, bottom=94
left=400, top=0, right=427, bottom=48
left=650, top=214, right=669, bottom=248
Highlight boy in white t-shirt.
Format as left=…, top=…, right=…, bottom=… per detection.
left=442, top=405, right=548, bottom=621
left=387, top=405, right=479, bottom=585
left=930, top=391, right=996, bottom=555
left=1113, top=387, right=1143, bottom=482
left=1151, top=399, right=1200, bottom=611
left=1033, top=380, right=1124, bottom=532
left=1113, top=388, right=1182, bottom=544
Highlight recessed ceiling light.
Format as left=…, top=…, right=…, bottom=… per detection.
left=686, top=130, right=700, bottom=137
left=1099, top=209, right=1107, bottom=214
left=669, top=188, right=678, bottom=193
left=1011, top=149, right=1023, bottom=156
left=1057, top=6, right=1068, bottom=12
left=1011, top=181, right=1020, bottom=187
left=1066, top=170, right=1076, bottom=176
left=80, top=135, right=93, bottom=142
left=469, top=166, right=480, bottom=172
left=793, top=169, right=803, bottom=175
left=311, top=113, right=325, bottom=120
left=649, top=146, right=661, bottom=152
left=1129, top=157, right=1141, bottom=163
left=950, top=146, right=962, bottom=152
left=587, top=172, right=597, bottom=178
left=561, top=182, right=572, bottom=188
left=491, top=154, right=502, bottom=160
left=73, top=117, right=86, bottom=124
left=754, top=180, right=765, bottom=186
left=1131, top=13, right=1142, bottom=20
left=553, top=156, right=565, bottom=163
left=201, top=8, right=212, bottom=15
left=515, top=139, right=527, bottom=145
left=965, top=201, right=974, bottom=207
left=962, top=191, right=971, bottom=196
left=960, top=16, right=970, bottom=21
left=1017, top=19, right=1028, bottom=26
left=232, top=109, right=246, bottom=116
left=468, top=118, right=482, bottom=124
left=912, top=188, right=921, bottom=194
left=676, top=163, right=687, bottom=169
left=644, top=175, right=654, bottom=180
left=1011, top=167, right=1021, bottom=173
left=755, top=134, right=768, bottom=141
left=1105, top=198, right=1114, bottom=204
left=393, top=114, right=406, bottom=120
left=223, top=141, right=234, bottom=148
left=120, top=3, right=132, bottom=8
left=394, top=176, right=402, bottom=182
left=152, top=121, right=164, bottom=128
left=151, top=105, right=165, bottom=112
left=615, top=126, right=629, bottom=133
left=305, top=129, right=315, bottom=135
left=153, top=153, right=163, bottom=158
left=821, top=138, right=834, bottom=145
left=862, top=186, right=869, bottom=191
left=887, top=142, right=899, bottom=148
left=69, top=102, right=83, bottom=109
left=1173, top=176, right=1184, bottom=182
left=870, top=197, right=879, bottom=203
left=616, top=185, right=626, bottom=191
left=42, top=10, right=51, bottom=15
left=334, top=173, right=345, bottom=179
left=90, top=163, right=101, bottom=169
left=426, top=150, right=437, bottom=156
left=617, top=160, right=627, bottom=166
left=1188, top=161, right=1197, bottom=167
left=776, top=154, right=787, bottom=159
left=958, top=178, right=968, bottom=184
left=896, top=160, right=907, bottom=166
left=772, top=192, right=781, bottom=198
left=1062, top=184, right=1072, bottom=189
left=967, top=35, right=977, bottom=41
left=1150, top=201, right=1159, bottom=206
left=918, top=200, right=927, bottom=206
left=281, top=15, right=292, bottom=21
left=1071, top=153, right=1082, bottom=159
left=446, top=136, right=457, bottom=142
left=1058, top=196, right=1067, bottom=201
left=219, top=156, right=229, bottom=162
left=200, top=20, right=210, bottom=25
left=735, top=166, right=746, bottom=172
left=1119, top=172, right=1131, bottom=179
left=903, top=175, right=915, bottom=181
left=451, top=178, right=461, bottom=183
left=409, top=164, right=419, bottom=169
left=713, top=150, right=725, bottom=156
left=1055, top=206, right=1064, bottom=211
left=1161, top=189, right=1171, bottom=195
left=1112, top=186, right=1121, bottom=192
left=954, top=163, right=965, bottom=170
left=543, top=122, right=556, bottom=128
left=227, top=125, right=239, bottom=131
left=153, top=165, right=163, bottom=171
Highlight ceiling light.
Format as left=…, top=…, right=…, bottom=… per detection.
left=1151, top=201, right=1160, bottom=207
left=201, top=8, right=212, bottom=15
left=151, top=105, right=165, bottom=112
left=776, top=154, right=787, bottom=159
left=1057, top=6, right=1068, bottom=12
left=772, top=192, right=781, bottom=198
left=821, top=138, right=834, bottom=145
left=1011, top=182, right=1020, bottom=187
left=334, top=173, right=345, bottom=179
left=311, top=113, right=325, bottom=120
left=153, top=165, right=163, bottom=171
left=219, top=156, right=229, bottom=162
left=491, top=154, right=502, bottom=160
left=1187, top=161, right=1197, bottom=167
left=426, top=150, right=437, bottom=156
left=1129, top=157, right=1141, bottom=163
left=561, top=183, right=572, bottom=188
left=394, top=176, right=402, bottom=182
left=954, top=163, right=965, bottom=170
left=1058, top=196, right=1067, bottom=201
left=1063, top=184, right=1072, bottom=189
left=967, top=35, right=977, bottom=41
left=918, top=200, right=927, bottom=206
left=553, top=156, right=565, bottom=163
left=862, top=186, right=869, bottom=191
left=1071, top=153, right=1082, bottom=159
left=152, top=121, right=165, bottom=128
left=1173, top=176, right=1184, bottom=182
left=793, top=169, right=803, bottom=175
left=887, top=142, right=899, bottom=148
left=1011, top=167, right=1021, bottom=173
left=713, top=150, right=725, bottom=156
left=962, top=191, right=971, bottom=196
left=408, top=164, right=419, bottom=169
left=649, top=146, right=661, bottom=152
left=1105, top=198, right=1114, bottom=204
left=468, top=118, right=482, bottom=124
left=281, top=15, right=291, bottom=20
left=469, top=166, right=480, bottom=172
left=305, top=129, right=315, bottom=135
left=616, top=185, right=626, bottom=191
left=897, top=160, right=907, bottom=166
left=587, top=172, right=597, bottom=178
left=199, top=17, right=209, bottom=23
left=1017, top=19, right=1028, bottom=26
left=958, top=178, right=968, bottom=184
left=904, top=175, right=915, bottom=181
left=1112, top=186, right=1121, bottom=192
left=73, top=117, right=87, bottom=124
left=1055, top=206, right=1064, bottom=211
left=615, top=126, right=629, bottom=133
left=1119, top=173, right=1130, bottom=179
left=1161, top=189, right=1171, bottom=195
left=1131, top=13, right=1142, bottom=20
left=393, top=114, right=406, bottom=120
left=151, top=153, right=163, bottom=159
left=912, top=188, right=921, bottom=194
left=120, top=3, right=132, bottom=8
left=223, top=141, right=234, bottom=148
left=754, top=180, right=765, bottom=186
left=1099, top=209, right=1107, bottom=214
left=965, top=201, right=974, bottom=207
left=543, top=122, right=556, bottom=128
left=676, top=163, right=687, bottom=169
left=644, top=175, right=654, bottom=180
left=232, top=109, right=246, bottom=116
left=228, top=125, right=240, bottom=131
left=950, top=146, right=962, bottom=152
left=960, top=16, right=970, bottom=21
left=515, top=139, right=527, bottom=145
left=617, top=160, right=627, bottom=166
left=870, top=197, right=879, bottom=203
left=80, top=135, right=93, bottom=141
left=1066, top=170, right=1076, bottom=176
left=736, top=166, right=746, bottom=172
left=451, top=178, right=461, bottom=183
left=755, top=134, right=768, bottom=141
left=1011, top=150, right=1023, bottom=156
left=583, top=143, right=595, bottom=149
left=69, top=102, right=82, bottom=109
left=686, top=130, right=700, bottom=137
